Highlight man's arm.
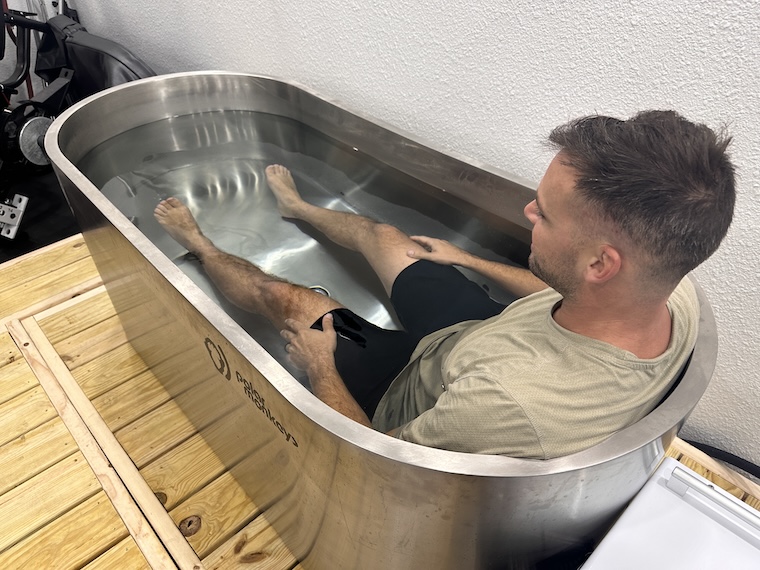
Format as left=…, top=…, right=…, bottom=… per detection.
left=407, top=235, right=548, bottom=297
left=282, top=314, right=374, bottom=429
left=307, top=361, right=375, bottom=428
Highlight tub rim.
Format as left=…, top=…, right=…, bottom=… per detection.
left=45, top=70, right=717, bottom=478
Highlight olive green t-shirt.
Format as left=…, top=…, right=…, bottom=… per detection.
left=372, top=278, right=699, bottom=459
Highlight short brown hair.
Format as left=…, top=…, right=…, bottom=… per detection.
left=549, top=110, right=735, bottom=286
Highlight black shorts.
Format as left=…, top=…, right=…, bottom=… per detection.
left=310, top=260, right=507, bottom=418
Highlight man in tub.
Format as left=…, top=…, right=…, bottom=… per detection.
left=155, top=110, right=735, bottom=459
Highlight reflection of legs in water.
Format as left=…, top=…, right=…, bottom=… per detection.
left=265, top=164, right=420, bottom=296
left=154, top=164, right=422, bottom=329
left=153, top=197, right=343, bottom=331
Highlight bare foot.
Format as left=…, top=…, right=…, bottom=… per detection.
left=154, top=197, right=211, bottom=254
left=265, top=164, right=306, bottom=218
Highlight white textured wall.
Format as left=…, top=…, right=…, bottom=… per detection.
left=61, top=1, right=760, bottom=466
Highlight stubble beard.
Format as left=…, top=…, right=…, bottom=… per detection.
left=528, top=252, right=578, bottom=299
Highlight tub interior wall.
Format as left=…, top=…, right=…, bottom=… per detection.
left=75, top=109, right=528, bottom=380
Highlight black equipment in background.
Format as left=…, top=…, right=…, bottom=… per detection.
left=0, top=4, right=155, bottom=239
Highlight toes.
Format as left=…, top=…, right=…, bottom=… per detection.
left=155, top=197, right=182, bottom=211
left=154, top=197, right=189, bottom=222
left=266, top=164, right=289, bottom=177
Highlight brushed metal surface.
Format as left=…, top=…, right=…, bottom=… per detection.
left=74, top=109, right=525, bottom=381
left=46, top=71, right=717, bottom=568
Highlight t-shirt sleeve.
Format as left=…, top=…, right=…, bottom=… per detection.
left=394, top=376, right=546, bottom=458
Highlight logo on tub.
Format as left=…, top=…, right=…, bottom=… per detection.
left=205, top=337, right=299, bottom=448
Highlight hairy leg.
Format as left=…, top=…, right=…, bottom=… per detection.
left=153, top=197, right=343, bottom=330
left=266, top=164, right=420, bottom=295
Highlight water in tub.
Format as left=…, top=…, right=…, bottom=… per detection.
left=77, top=111, right=520, bottom=384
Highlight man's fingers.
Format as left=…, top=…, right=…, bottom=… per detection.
left=283, top=318, right=304, bottom=332
left=321, top=312, right=335, bottom=333
left=408, top=236, right=434, bottom=259
left=409, top=235, right=434, bottom=249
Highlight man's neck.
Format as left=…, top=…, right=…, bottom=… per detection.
left=553, top=291, right=673, bottom=359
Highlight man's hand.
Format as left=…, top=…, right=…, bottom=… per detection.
left=281, top=313, right=337, bottom=374
left=282, top=313, right=375, bottom=429
left=407, top=235, right=472, bottom=266
left=408, top=234, right=548, bottom=297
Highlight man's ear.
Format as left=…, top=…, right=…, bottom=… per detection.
left=585, top=244, right=622, bottom=283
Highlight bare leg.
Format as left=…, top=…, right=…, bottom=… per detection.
left=153, top=197, right=343, bottom=330
left=266, top=164, right=419, bottom=295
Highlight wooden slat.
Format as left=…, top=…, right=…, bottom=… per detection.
left=0, top=334, right=33, bottom=406
left=0, top=235, right=90, bottom=292
left=84, top=537, right=152, bottom=570
left=203, top=513, right=297, bottom=570
left=0, top=256, right=100, bottom=316
left=0, top=451, right=100, bottom=551
left=73, top=342, right=151, bottom=399
left=0, top=384, right=57, bottom=447
left=45, top=304, right=170, bottom=373
left=746, top=495, right=760, bottom=511
left=116, top=377, right=236, bottom=468
left=0, top=354, right=35, bottom=405
left=16, top=317, right=204, bottom=570
left=70, top=335, right=206, bottom=403
left=91, top=355, right=215, bottom=435
left=38, top=289, right=116, bottom=344
left=9, top=318, right=181, bottom=570
left=0, top=492, right=127, bottom=569
left=49, top=313, right=131, bottom=370
left=140, top=406, right=259, bottom=511
left=665, top=445, right=682, bottom=462
left=0, top=278, right=103, bottom=331
left=0, top=333, right=19, bottom=365
left=0, top=417, right=77, bottom=496
left=43, top=290, right=163, bottom=343
left=34, top=283, right=110, bottom=322
left=168, top=453, right=264, bottom=558
left=93, top=368, right=176, bottom=432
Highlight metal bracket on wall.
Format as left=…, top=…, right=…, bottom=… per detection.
left=0, top=193, right=29, bottom=239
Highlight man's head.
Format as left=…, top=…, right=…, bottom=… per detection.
left=540, top=110, right=735, bottom=293
left=524, top=154, right=589, bottom=298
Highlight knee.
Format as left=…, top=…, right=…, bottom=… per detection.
left=259, top=280, right=297, bottom=313
left=260, top=279, right=314, bottom=324
left=369, top=222, right=407, bottom=244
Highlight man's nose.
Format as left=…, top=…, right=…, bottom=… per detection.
left=524, top=200, right=537, bottom=224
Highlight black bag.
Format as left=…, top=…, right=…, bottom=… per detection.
left=35, top=15, right=155, bottom=104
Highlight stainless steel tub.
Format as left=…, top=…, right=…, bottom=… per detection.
left=46, top=71, right=717, bottom=569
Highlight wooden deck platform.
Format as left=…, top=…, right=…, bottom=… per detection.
left=1, top=234, right=758, bottom=569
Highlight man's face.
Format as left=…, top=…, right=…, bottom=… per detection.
left=523, top=153, right=588, bottom=298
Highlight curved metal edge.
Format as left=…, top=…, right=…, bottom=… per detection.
left=47, top=69, right=538, bottom=187
left=45, top=71, right=717, bottom=478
